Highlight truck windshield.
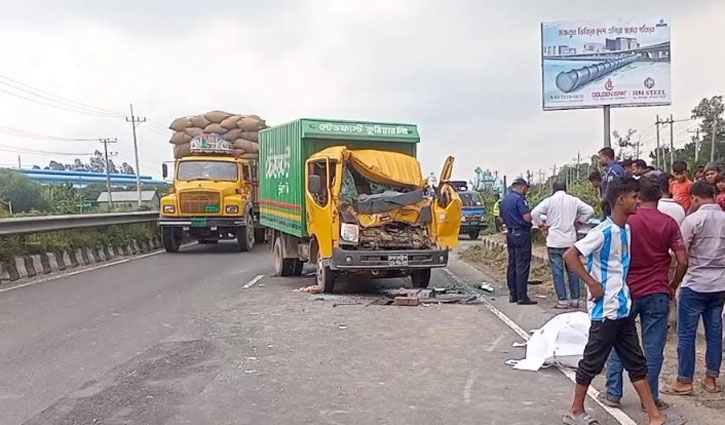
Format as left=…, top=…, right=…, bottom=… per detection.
left=459, top=192, right=483, bottom=207
left=177, top=161, right=238, bottom=182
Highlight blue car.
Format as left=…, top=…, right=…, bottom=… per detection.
left=458, top=190, right=487, bottom=239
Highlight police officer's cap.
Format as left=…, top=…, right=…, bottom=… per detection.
left=511, top=178, right=529, bottom=188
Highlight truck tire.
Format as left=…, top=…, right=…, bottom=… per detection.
left=316, top=257, right=336, bottom=293
left=254, top=228, right=266, bottom=244
left=162, top=227, right=182, bottom=253
left=411, top=269, right=431, bottom=288
left=273, top=237, right=296, bottom=276
left=237, top=213, right=255, bottom=252
left=468, top=230, right=480, bottom=240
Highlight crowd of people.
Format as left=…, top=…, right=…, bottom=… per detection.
left=498, top=149, right=725, bottom=425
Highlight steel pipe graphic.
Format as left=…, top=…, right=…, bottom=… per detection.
left=555, top=55, right=638, bottom=93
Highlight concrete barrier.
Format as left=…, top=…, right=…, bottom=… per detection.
left=0, top=237, right=161, bottom=284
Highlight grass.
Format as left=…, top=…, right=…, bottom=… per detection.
left=0, top=223, right=159, bottom=263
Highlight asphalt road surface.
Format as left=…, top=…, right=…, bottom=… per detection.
left=0, top=242, right=626, bottom=425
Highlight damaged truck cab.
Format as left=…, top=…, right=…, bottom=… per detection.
left=260, top=119, right=461, bottom=292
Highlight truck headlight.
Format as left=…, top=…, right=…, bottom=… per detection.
left=225, top=205, right=239, bottom=214
left=163, top=205, right=175, bottom=214
left=340, top=223, right=359, bottom=244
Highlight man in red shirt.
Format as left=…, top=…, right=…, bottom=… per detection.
left=597, top=176, right=689, bottom=409
left=670, top=161, right=693, bottom=212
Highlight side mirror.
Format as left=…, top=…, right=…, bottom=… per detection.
left=309, top=175, right=323, bottom=195
left=162, top=163, right=168, bottom=179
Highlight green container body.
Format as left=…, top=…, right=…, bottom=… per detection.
left=259, top=118, right=420, bottom=237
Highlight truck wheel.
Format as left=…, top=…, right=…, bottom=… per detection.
left=411, top=269, right=431, bottom=288
left=273, top=237, right=295, bottom=276
left=237, top=214, right=255, bottom=252
left=468, top=230, right=480, bottom=240
left=254, top=228, right=266, bottom=244
left=162, top=227, right=182, bottom=253
left=316, top=257, right=336, bottom=293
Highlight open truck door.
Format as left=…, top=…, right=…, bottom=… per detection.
left=434, top=156, right=461, bottom=249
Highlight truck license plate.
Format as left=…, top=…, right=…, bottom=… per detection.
left=191, top=218, right=208, bottom=227
left=388, top=254, right=409, bottom=267
left=469, top=220, right=479, bottom=225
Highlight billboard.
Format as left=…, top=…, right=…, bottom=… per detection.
left=541, top=18, right=671, bottom=111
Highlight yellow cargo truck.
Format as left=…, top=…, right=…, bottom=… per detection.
left=259, top=119, right=461, bottom=292
left=158, top=134, right=262, bottom=252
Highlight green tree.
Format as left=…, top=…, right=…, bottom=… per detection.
left=691, top=96, right=725, bottom=162
left=0, top=170, right=49, bottom=213
left=41, top=184, right=83, bottom=215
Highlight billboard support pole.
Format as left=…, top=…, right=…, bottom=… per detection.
left=603, top=106, right=611, bottom=148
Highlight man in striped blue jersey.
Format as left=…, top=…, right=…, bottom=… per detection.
left=562, top=177, right=685, bottom=425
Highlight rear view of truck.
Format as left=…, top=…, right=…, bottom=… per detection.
left=259, top=119, right=461, bottom=292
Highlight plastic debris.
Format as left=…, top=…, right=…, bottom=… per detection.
left=295, top=284, right=321, bottom=293
left=480, top=283, right=494, bottom=293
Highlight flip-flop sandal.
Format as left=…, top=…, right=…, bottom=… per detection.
left=702, top=383, right=720, bottom=394
left=660, top=385, right=694, bottom=396
left=562, top=413, right=599, bottom=425
left=661, top=414, right=687, bottom=425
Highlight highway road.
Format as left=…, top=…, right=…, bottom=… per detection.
left=0, top=242, right=626, bottom=425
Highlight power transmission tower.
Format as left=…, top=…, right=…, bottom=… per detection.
left=572, top=151, right=581, bottom=180
left=688, top=128, right=700, bottom=164
left=100, top=138, right=118, bottom=210
left=126, top=104, right=146, bottom=207
left=632, top=136, right=642, bottom=160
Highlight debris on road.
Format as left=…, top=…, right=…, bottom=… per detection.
left=479, top=282, right=494, bottom=293
left=338, top=324, right=348, bottom=330
left=295, top=284, right=321, bottom=293
left=333, top=302, right=363, bottom=307
left=392, top=295, right=420, bottom=307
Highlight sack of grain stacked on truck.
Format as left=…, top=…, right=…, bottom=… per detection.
left=168, top=111, right=266, bottom=159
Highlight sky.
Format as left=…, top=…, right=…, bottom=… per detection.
left=0, top=0, right=723, bottom=183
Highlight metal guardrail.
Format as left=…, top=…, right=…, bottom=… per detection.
left=0, top=211, right=159, bottom=236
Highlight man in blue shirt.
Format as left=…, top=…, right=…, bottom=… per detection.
left=501, top=178, right=536, bottom=305
left=598, top=147, right=626, bottom=196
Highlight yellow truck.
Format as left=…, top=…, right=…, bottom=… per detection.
left=259, top=119, right=461, bottom=292
left=158, top=135, right=262, bottom=252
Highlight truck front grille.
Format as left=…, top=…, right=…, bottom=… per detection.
left=179, top=191, right=221, bottom=214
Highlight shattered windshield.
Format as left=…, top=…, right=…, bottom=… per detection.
left=459, top=192, right=483, bottom=207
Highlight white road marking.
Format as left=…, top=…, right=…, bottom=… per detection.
left=442, top=267, right=637, bottom=425
left=242, top=274, right=264, bottom=289
left=484, top=334, right=505, bottom=352
left=463, top=370, right=476, bottom=404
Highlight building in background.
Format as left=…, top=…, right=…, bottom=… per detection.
left=97, top=190, right=159, bottom=211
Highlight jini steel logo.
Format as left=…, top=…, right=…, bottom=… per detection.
left=644, top=78, right=655, bottom=89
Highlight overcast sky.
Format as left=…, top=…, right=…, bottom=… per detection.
left=0, top=0, right=723, bottom=182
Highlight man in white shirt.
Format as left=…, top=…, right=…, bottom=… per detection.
left=657, top=174, right=686, bottom=226
left=532, top=181, right=594, bottom=308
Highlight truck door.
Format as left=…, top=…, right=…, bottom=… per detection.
left=434, top=156, right=461, bottom=249
left=305, top=158, right=337, bottom=259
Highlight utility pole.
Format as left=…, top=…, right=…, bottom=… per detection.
left=572, top=152, right=581, bottom=181
left=126, top=103, right=146, bottom=207
left=655, top=115, right=662, bottom=169
left=632, top=135, right=642, bottom=160
left=711, top=119, right=718, bottom=162
left=17, top=155, right=21, bottom=169
left=689, top=128, right=700, bottom=164
left=668, top=114, right=675, bottom=172
left=100, top=138, right=118, bottom=211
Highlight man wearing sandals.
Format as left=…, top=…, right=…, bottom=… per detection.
left=597, top=176, right=688, bottom=411
left=563, top=178, right=685, bottom=425
left=662, top=182, right=725, bottom=396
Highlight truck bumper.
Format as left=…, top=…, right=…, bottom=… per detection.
left=330, top=247, right=448, bottom=270
left=158, top=217, right=246, bottom=228
left=459, top=224, right=487, bottom=233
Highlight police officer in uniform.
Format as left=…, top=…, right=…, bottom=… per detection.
left=501, top=178, right=536, bottom=305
